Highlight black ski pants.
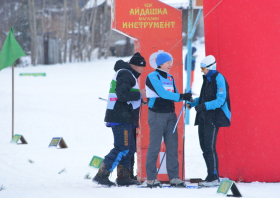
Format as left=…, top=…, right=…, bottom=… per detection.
left=198, top=122, right=219, bottom=182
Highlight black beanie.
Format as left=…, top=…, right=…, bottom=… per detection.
left=129, top=52, right=146, bottom=67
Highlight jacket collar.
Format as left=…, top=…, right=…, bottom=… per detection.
left=156, top=69, right=168, bottom=78
left=114, top=60, right=141, bottom=78
left=203, top=70, right=218, bottom=82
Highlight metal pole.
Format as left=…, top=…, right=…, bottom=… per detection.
left=12, top=65, right=14, bottom=139
left=185, top=7, right=202, bottom=125
left=190, top=9, right=202, bottom=38
left=185, top=0, right=193, bottom=125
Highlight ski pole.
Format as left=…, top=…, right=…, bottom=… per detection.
left=99, top=97, right=147, bottom=104
left=151, top=103, right=185, bottom=188
left=182, top=101, right=187, bottom=180
left=99, top=97, right=107, bottom=101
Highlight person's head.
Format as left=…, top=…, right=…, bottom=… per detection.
left=156, top=52, right=173, bottom=73
left=192, top=47, right=197, bottom=54
left=129, top=52, right=146, bottom=73
left=200, top=55, right=216, bottom=75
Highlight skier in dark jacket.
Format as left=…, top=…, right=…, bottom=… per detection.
left=187, top=55, right=231, bottom=187
left=93, top=52, right=146, bottom=187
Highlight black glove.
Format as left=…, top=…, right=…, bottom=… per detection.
left=195, top=103, right=206, bottom=113
left=180, top=93, right=192, bottom=101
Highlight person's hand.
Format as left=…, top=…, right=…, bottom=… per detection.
left=141, top=99, right=147, bottom=106
left=186, top=103, right=191, bottom=110
left=140, top=89, right=146, bottom=99
left=180, top=93, right=192, bottom=101
left=195, top=104, right=206, bottom=113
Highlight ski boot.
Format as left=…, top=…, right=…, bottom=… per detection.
left=116, top=164, right=141, bottom=186
left=198, top=179, right=220, bottom=187
left=92, top=162, right=116, bottom=187
left=147, top=179, right=162, bottom=188
left=170, top=178, right=187, bottom=187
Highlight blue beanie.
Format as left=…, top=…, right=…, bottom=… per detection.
left=156, top=53, right=172, bottom=66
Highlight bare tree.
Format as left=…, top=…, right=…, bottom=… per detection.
left=88, top=0, right=98, bottom=61
left=28, top=0, right=37, bottom=65
left=104, top=29, right=112, bottom=59
left=69, top=0, right=76, bottom=63
left=98, top=1, right=109, bottom=59
left=63, top=0, right=68, bottom=63
left=75, top=0, right=85, bottom=62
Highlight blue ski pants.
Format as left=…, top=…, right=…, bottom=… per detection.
left=104, top=124, right=136, bottom=171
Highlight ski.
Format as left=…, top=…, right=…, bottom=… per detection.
left=137, top=185, right=202, bottom=189
left=92, top=184, right=208, bottom=189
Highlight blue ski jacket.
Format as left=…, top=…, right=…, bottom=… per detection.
left=145, top=69, right=181, bottom=113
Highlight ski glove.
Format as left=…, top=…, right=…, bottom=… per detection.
left=195, top=103, right=206, bottom=113
left=180, top=93, right=192, bottom=101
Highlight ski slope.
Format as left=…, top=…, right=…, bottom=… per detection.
left=0, top=44, right=279, bottom=198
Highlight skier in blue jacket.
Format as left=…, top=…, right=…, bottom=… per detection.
left=145, top=52, right=192, bottom=187
left=187, top=55, right=231, bottom=187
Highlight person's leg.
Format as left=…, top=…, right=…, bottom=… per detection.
left=118, top=125, right=136, bottom=169
left=164, top=113, right=179, bottom=180
left=111, top=125, right=140, bottom=186
left=205, top=125, right=219, bottom=181
left=164, top=113, right=186, bottom=187
left=198, top=124, right=209, bottom=180
left=146, top=110, right=166, bottom=181
left=94, top=125, right=130, bottom=187
left=198, top=123, right=220, bottom=184
left=103, top=125, right=130, bottom=171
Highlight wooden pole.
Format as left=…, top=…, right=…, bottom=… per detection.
left=12, top=65, right=14, bottom=139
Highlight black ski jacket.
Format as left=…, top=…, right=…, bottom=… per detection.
left=104, top=60, right=141, bottom=127
left=195, top=71, right=231, bottom=127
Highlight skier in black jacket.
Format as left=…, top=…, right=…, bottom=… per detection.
left=93, top=52, right=146, bottom=187
left=187, top=55, right=231, bottom=187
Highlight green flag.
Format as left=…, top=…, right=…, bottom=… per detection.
left=0, top=27, right=26, bottom=71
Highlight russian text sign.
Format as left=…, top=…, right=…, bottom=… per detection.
left=112, top=0, right=182, bottom=39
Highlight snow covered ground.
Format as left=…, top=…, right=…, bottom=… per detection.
left=0, top=43, right=279, bottom=198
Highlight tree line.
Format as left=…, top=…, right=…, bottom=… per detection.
left=0, top=0, right=114, bottom=66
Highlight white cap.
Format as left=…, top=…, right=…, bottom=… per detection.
left=201, top=55, right=216, bottom=70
